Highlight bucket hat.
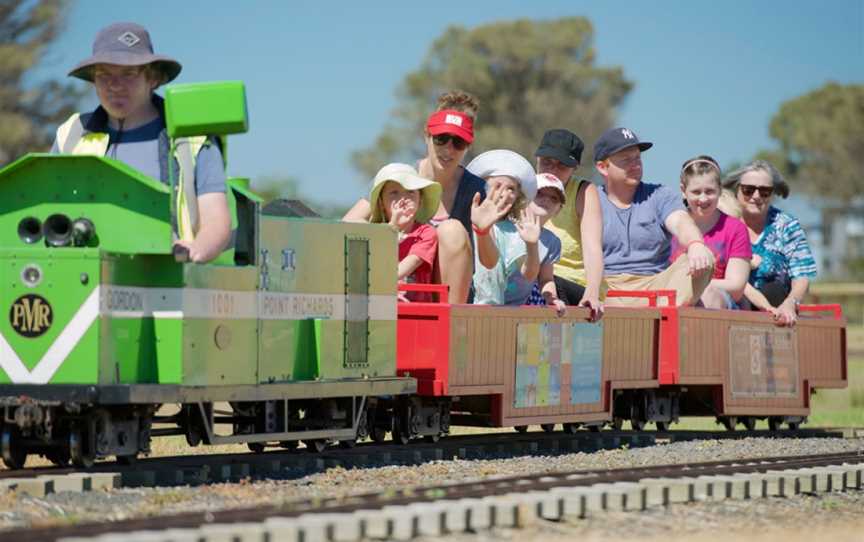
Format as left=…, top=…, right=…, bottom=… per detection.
left=593, top=127, right=652, bottom=162
left=535, top=129, right=584, bottom=167
left=69, top=22, right=182, bottom=83
left=466, top=150, right=537, bottom=201
left=370, top=163, right=442, bottom=224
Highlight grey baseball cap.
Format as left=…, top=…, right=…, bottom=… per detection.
left=69, top=22, right=182, bottom=83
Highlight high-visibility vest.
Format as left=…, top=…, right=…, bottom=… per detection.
left=55, top=113, right=207, bottom=242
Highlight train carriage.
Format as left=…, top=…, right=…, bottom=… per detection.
left=396, top=287, right=848, bottom=435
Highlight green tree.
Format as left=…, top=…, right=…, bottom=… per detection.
left=757, top=82, right=864, bottom=201
left=351, top=17, right=633, bottom=179
left=0, top=0, right=82, bottom=166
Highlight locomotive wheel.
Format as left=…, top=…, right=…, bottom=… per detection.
left=247, top=442, right=266, bottom=453
left=630, top=418, right=646, bottom=431
left=768, top=417, right=783, bottom=431
left=655, top=421, right=670, bottom=432
left=1, top=427, right=27, bottom=469
left=563, top=423, right=581, bottom=434
left=117, top=454, right=138, bottom=466
left=540, top=423, right=556, bottom=433
left=69, top=427, right=95, bottom=468
left=304, top=439, right=327, bottom=453
left=279, top=440, right=298, bottom=450
left=339, top=439, right=357, bottom=449
left=370, top=426, right=388, bottom=444
left=587, top=424, right=601, bottom=433
left=719, top=416, right=737, bottom=431
left=740, top=417, right=757, bottom=431
left=424, top=434, right=441, bottom=443
left=513, top=425, right=529, bottom=434
left=45, top=447, right=71, bottom=467
left=392, top=426, right=411, bottom=445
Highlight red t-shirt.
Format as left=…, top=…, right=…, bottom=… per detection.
left=400, top=223, right=438, bottom=285
left=670, top=212, right=752, bottom=279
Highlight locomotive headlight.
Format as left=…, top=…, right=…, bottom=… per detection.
left=43, top=214, right=72, bottom=247
left=17, top=216, right=43, bottom=244
left=21, top=264, right=43, bottom=287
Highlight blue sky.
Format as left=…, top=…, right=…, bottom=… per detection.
left=38, top=1, right=863, bottom=221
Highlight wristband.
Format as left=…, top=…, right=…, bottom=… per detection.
left=687, top=239, right=706, bottom=250
left=472, top=224, right=491, bottom=236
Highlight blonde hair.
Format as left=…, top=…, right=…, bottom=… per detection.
left=435, top=90, right=479, bottom=120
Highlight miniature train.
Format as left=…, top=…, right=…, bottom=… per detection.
left=0, top=82, right=848, bottom=468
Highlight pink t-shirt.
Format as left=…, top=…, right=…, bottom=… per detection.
left=670, top=212, right=752, bottom=279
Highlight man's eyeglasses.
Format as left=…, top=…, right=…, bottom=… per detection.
left=432, top=134, right=469, bottom=151
left=738, top=184, right=774, bottom=198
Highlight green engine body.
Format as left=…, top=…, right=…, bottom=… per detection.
left=0, top=84, right=400, bottom=391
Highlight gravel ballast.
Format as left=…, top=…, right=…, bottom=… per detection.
left=0, top=436, right=862, bottom=532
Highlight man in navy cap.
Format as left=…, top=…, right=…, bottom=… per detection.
left=593, top=127, right=714, bottom=306
left=52, top=22, right=230, bottom=263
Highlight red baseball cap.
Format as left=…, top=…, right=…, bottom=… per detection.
left=426, top=110, right=474, bottom=143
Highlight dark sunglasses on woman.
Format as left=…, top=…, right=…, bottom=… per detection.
left=432, top=134, right=469, bottom=151
left=739, top=184, right=774, bottom=198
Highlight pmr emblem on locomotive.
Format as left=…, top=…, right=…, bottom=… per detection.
left=9, top=294, right=53, bottom=337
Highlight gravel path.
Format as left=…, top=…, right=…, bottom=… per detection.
left=1, top=437, right=863, bottom=532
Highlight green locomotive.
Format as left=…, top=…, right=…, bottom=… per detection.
left=0, top=82, right=415, bottom=467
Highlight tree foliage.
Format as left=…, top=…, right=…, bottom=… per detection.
left=351, top=17, right=633, bottom=179
left=0, top=0, right=83, bottom=166
left=757, top=82, right=864, bottom=201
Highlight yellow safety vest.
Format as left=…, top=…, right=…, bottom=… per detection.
left=55, top=113, right=207, bottom=242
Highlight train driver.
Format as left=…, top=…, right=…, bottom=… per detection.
left=51, top=22, right=231, bottom=263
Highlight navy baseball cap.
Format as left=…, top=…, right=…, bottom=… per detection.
left=593, top=127, right=653, bottom=162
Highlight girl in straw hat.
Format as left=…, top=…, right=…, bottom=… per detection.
left=370, top=164, right=442, bottom=298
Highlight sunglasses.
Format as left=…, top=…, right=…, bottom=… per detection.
left=738, top=184, right=774, bottom=198
left=432, top=134, right=469, bottom=151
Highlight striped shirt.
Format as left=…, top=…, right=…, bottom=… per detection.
left=750, top=206, right=817, bottom=289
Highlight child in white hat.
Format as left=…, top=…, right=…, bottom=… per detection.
left=467, top=150, right=566, bottom=314
left=370, top=163, right=442, bottom=296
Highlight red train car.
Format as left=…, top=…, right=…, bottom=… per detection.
left=395, top=285, right=847, bottom=439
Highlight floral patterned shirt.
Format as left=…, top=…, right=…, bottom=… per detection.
left=750, top=206, right=817, bottom=289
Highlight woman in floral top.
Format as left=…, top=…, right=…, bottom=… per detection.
left=722, top=160, right=816, bottom=325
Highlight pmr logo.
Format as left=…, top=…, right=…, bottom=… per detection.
left=9, top=294, right=53, bottom=338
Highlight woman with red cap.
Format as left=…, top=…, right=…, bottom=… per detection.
left=344, top=91, right=486, bottom=303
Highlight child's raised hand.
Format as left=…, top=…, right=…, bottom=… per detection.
left=515, top=207, right=541, bottom=244
left=389, top=199, right=416, bottom=230
left=471, top=185, right=512, bottom=231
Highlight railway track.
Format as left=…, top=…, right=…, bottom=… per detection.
left=0, top=427, right=852, bottom=489
left=5, top=449, right=864, bottom=542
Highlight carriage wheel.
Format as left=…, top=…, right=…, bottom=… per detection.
left=610, top=418, right=624, bottom=431
left=117, top=453, right=138, bottom=466
left=424, top=434, right=441, bottom=443
left=540, top=423, right=556, bottom=433
left=279, top=440, right=298, bottom=450
left=247, top=442, right=267, bottom=453
left=370, top=426, right=388, bottom=444
left=303, top=439, right=327, bottom=453
left=719, top=416, right=737, bottom=432
left=563, top=423, right=581, bottom=434
left=655, top=421, right=670, bottom=432
left=513, top=425, right=529, bottom=434
left=740, top=417, right=757, bottom=431
left=768, top=417, right=783, bottom=431
left=630, top=418, right=646, bottom=431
